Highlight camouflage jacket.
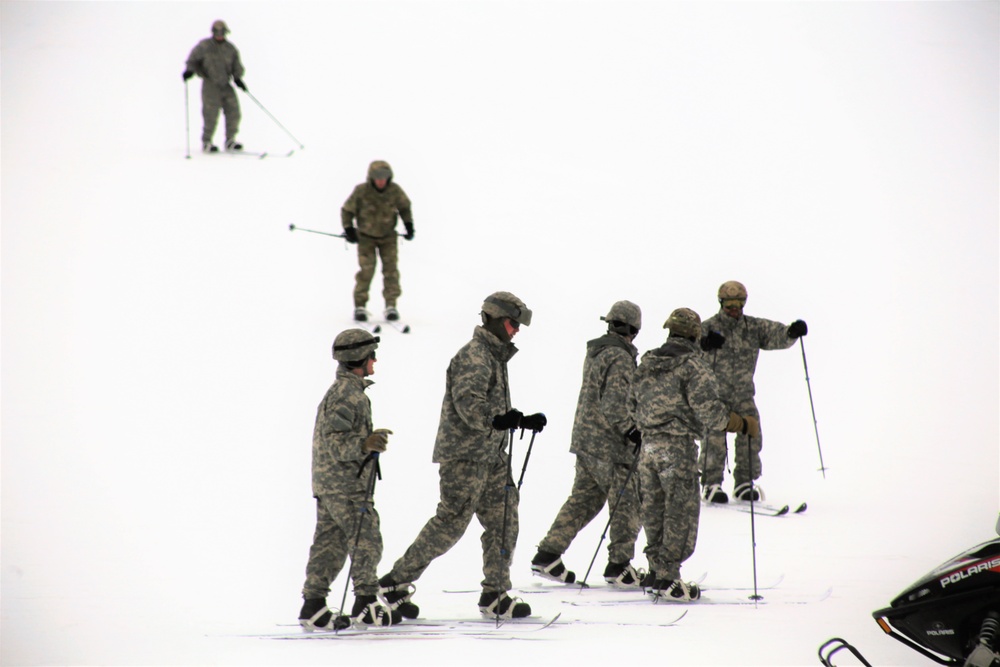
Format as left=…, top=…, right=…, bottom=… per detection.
left=341, top=182, right=413, bottom=239
left=432, top=326, right=516, bottom=464
left=186, top=38, right=244, bottom=89
left=630, top=337, right=729, bottom=441
left=570, top=333, right=638, bottom=464
left=311, top=367, right=376, bottom=497
left=701, top=311, right=795, bottom=403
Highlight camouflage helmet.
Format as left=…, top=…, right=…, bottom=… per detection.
left=663, top=307, right=702, bottom=340
left=211, top=20, right=230, bottom=36
left=601, top=300, right=641, bottom=333
left=718, top=280, right=748, bottom=303
left=332, top=328, right=379, bottom=363
left=481, top=291, right=532, bottom=326
left=367, top=160, right=393, bottom=182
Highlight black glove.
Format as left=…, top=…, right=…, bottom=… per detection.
left=403, top=223, right=414, bottom=241
left=492, top=409, right=523, bottom=431
left=787, top=320, right=808, bottom=339
left=343, top=227, right=358, bottom=244
left=520, top=413, right=547, bottom=432
left=182, top=70, right=194, bottom=81
left=233, top=78, right=247, bottom=91
left=700, top=330, right=725, bottom=351
left=626, top=427, right=642, bottom=446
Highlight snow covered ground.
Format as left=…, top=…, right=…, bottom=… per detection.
left=2, top=2, right=997, bottom=665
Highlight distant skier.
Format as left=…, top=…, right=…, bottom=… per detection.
left=341, top=160, right=415, bottom=324
left=630, top=308, right=760, bottom=601
left=699, top=280, right=808, bottom=503
left=298, top=329, right=399, bottom=631
left=183, top=20, right=246, bottom=153
left=530, top=301, right=644, bottom=588
left=378, top=292, right=546, bottom=620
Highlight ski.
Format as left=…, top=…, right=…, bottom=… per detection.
left=218, top=149, right=296, bottom=159
left=259, top=613, right=561, bottom=640
left=382, top=319, right=411, bottom=333
left=705, top=499, right=807, bottom=516
left=571, top=586, right=832, bottom=607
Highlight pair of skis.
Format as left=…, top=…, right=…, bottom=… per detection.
left=705, top=499, right=808, bottom=517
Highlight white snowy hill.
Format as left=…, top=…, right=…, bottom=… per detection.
left=2, top=2, right=997, bottom=665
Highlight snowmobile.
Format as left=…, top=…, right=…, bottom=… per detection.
left=820, top=528, right=1000, bottom=666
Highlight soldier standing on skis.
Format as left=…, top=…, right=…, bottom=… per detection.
left=183, top=20, right=246, bottom=153
left=630, top=308, right=760, bottom=601
left=378, top=292, right=547, bottom=620
left=341, top=160, right=415, bottom=324
left=531, top=301, right=644, bottom=588
left=298, top=329, right=399, bottom=631
left=699, top=280, right=808, bottom=504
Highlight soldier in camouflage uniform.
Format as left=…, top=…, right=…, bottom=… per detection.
left=699, top=280, right=808, bottom=504
left=530, top=301, right=644, bottom=588
left=631, top=308, right=760, bottom=601
left=298, top=329, right=400, bottom=631
left=183, top=20, right=246, bottom=152
left=341, top=161, right=415, bottom=323
left=378, top=292, right=547, bottom=619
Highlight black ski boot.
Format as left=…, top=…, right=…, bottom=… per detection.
left=299, top=598, right=341, bottom=632
left=530, top=550, right=576, bottom=584
left=604, top=561, right=645, bottom=587
left=378, top=574, right=420, bottom=619
left=351, top=594, right=399, bottom=627
left=734, top=482, right=761, bottom=502
left=478, top=591, right=531, bottom=619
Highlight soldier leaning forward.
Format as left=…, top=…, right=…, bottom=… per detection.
left=378, top=292, right=547, bottom=620
left=341, top=160, right=414, bottom=323
left=531, top=300, right=644, bottom=588
left=298, top=329, right=398, bottom=631
left=630, top=308, right=759, bottom=602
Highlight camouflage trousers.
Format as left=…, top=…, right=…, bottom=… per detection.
left=353, top=234, right=400, bottom=309
left=537, top=451, right=641, bottom=565
left=640, top=436, right=701, bottom=582
left=387, top=457, right=518, bottom=594
left=302, top=494, right=382, bottom=599
left=699, top=398, right=762, bottom=489
left=201, top=83, right=240, bottom=144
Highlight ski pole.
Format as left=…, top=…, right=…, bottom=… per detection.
left=289, top=224, right=346, bottom=239
left=515, top=429, right=538, bottom=491
left=745, top=439, right=762, bottom=603
left=579, top=442, right=641, bottom=588
left=335, top=451, right=382, bottom=630
left=799, top=338, right=827, bottom=478
left=240, top=88, right=305, bottom=149
left=497, top=428, right=516, bottom=626
left=184, top=80, right=191, bottom=159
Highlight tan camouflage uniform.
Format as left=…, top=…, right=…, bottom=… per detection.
left=185, top=33, right=244, bottom=146
left=537, top=332, right=641, bottom=564
left=302, top=367, right=383, bottom=598
left=699, top=311, right=796, bottom=489
left=630, top=337, right=730, bottom=582
left=341, top=161, right=413, bottom=309
left=385, top=326, right=519, bottom=594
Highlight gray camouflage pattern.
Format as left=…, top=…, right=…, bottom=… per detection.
left=303, top=367, right=384, bottom=598
left=385, top=326, right=521, bottom=593
left=185, top=38, right=244, bottom=144
left=699, top=310, right=795, bottom=487
left=536, top=332, right=640, bottom=563
left=387, top=457, right=518, bottom=593
left=631, top=336, right=730, bottom=581
left=341, top=162, right=412, bottom=308
left=537, top=452, right=640, bottom=564
left=433, top=326, right=516, bottom=464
